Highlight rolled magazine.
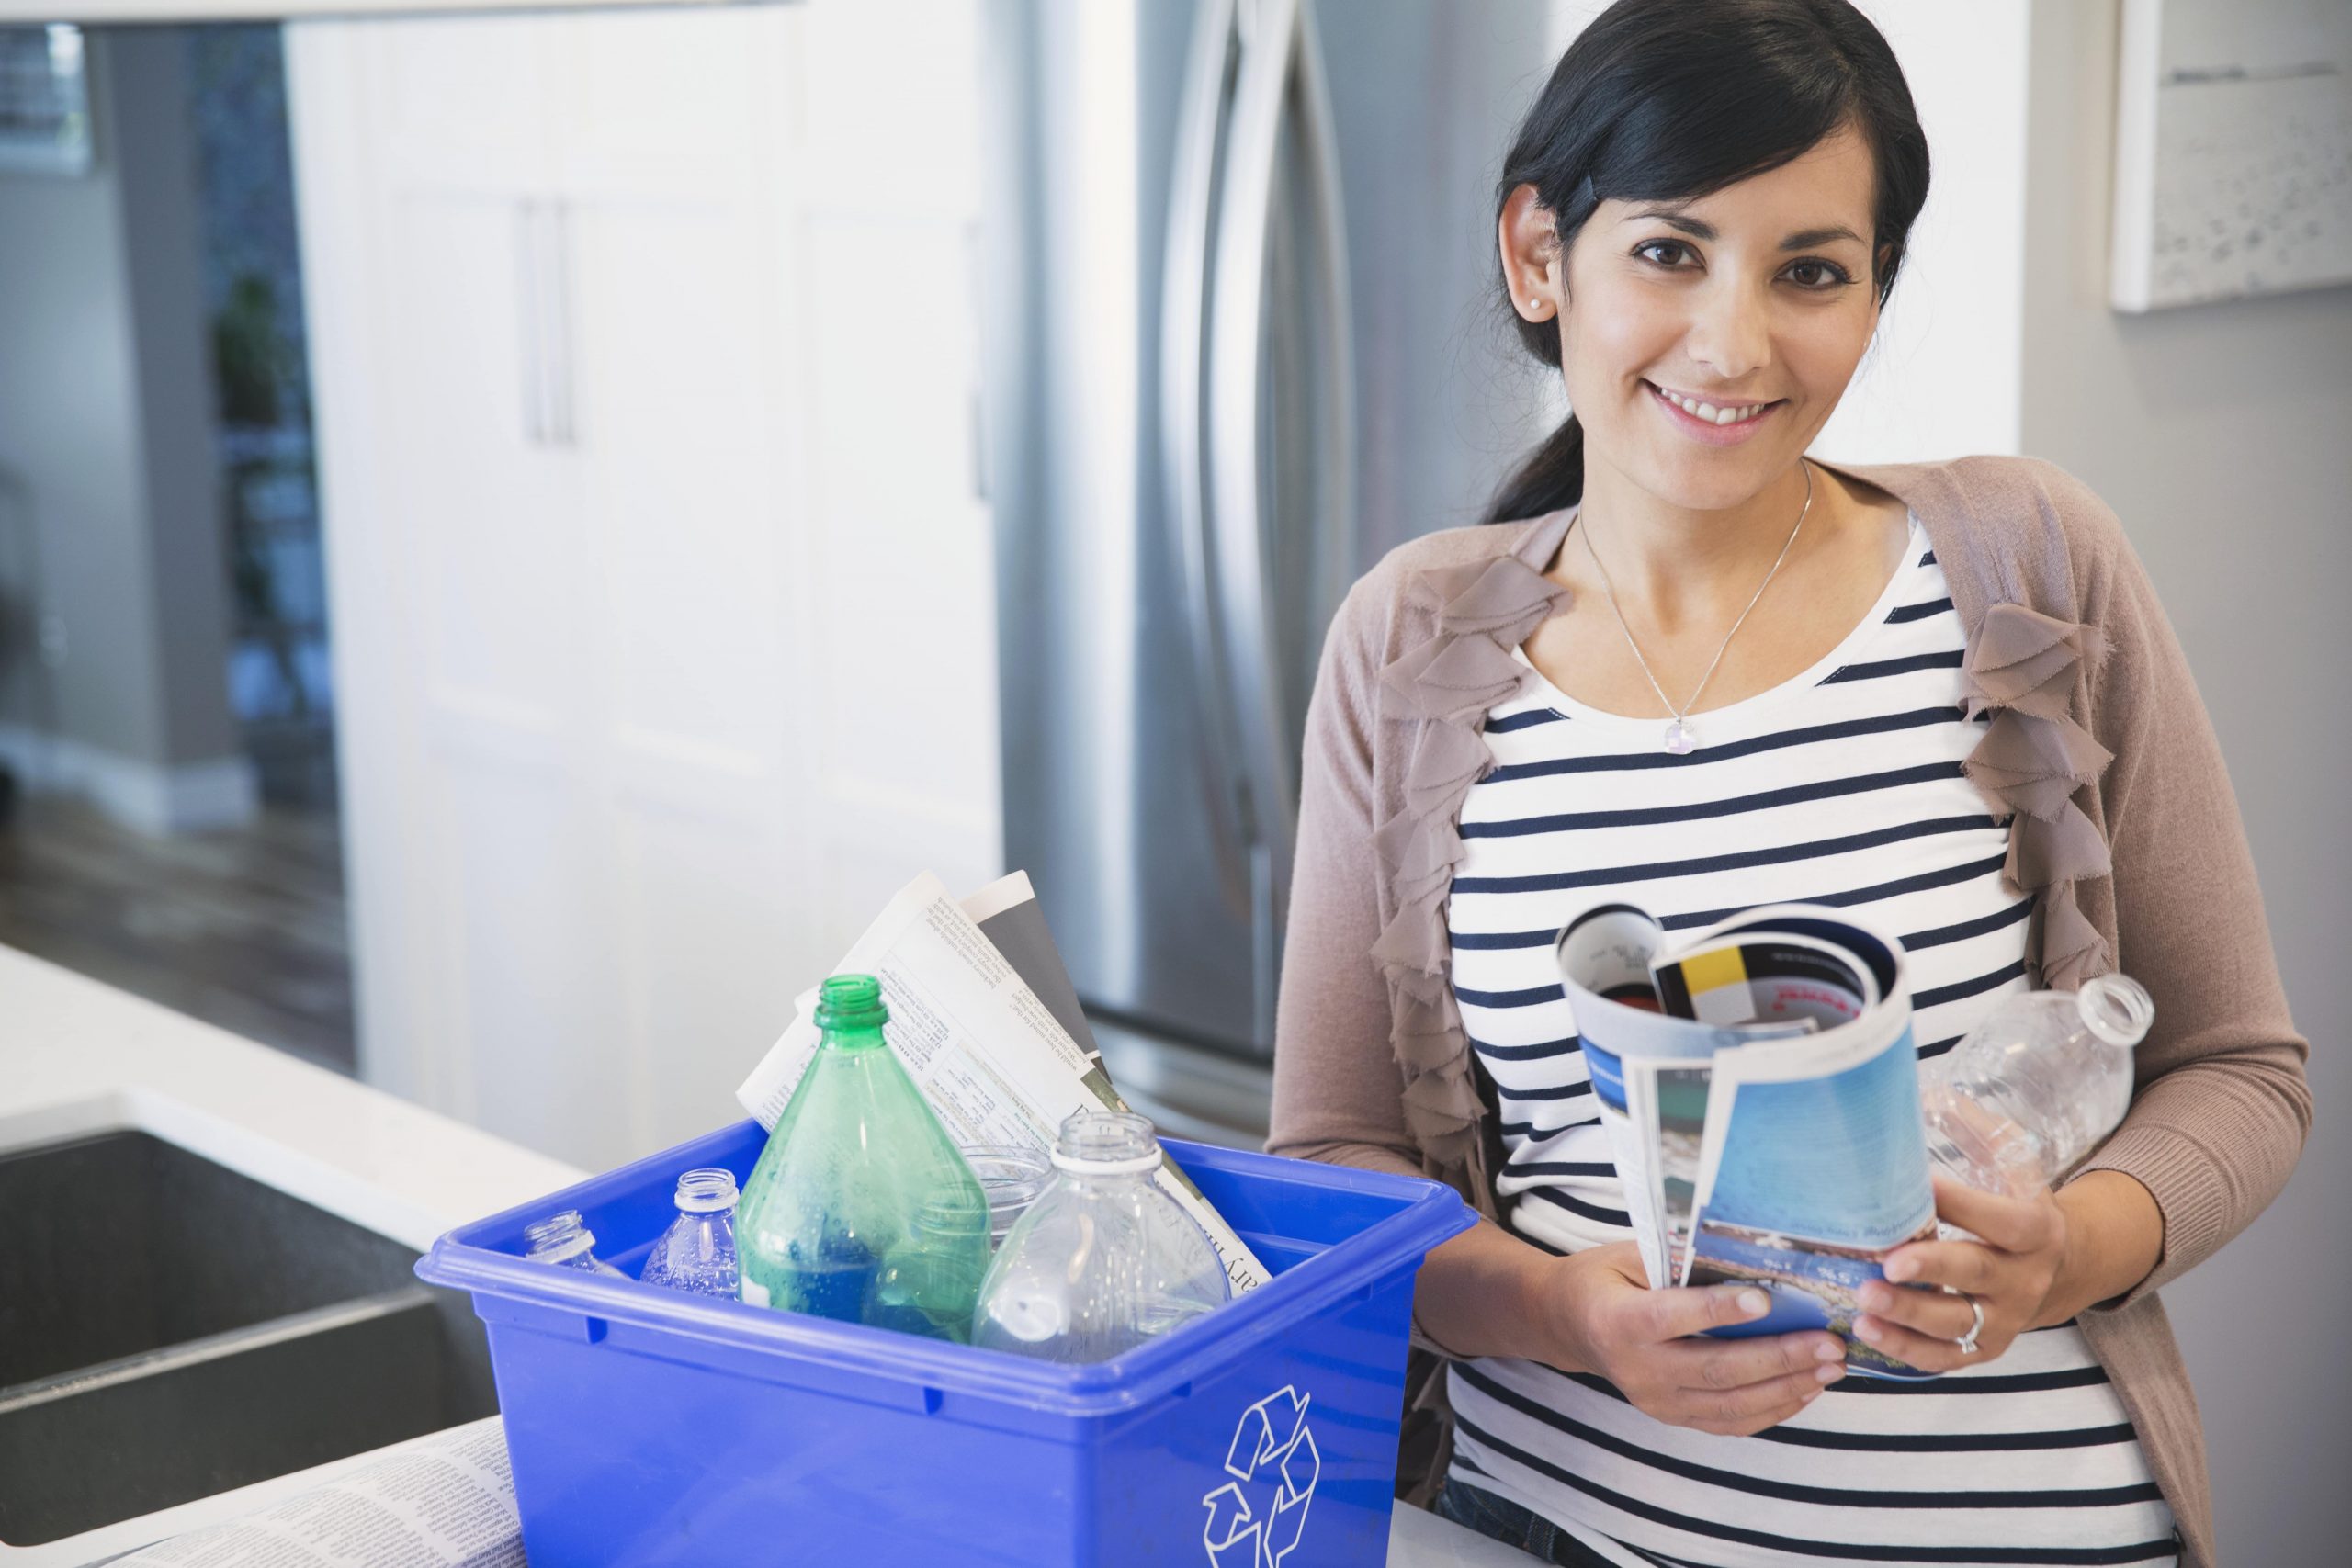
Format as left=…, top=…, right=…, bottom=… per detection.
left=1555, top=903, right=1939, bottom=1379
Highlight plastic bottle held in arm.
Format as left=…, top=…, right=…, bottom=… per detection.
left=1920, top=973, right=2154, bottom=1201
left=732, top=974, right=991, bottom=1341
left=522, top=1210, right=628, bottom=1277
left=639, top=1168, right=742, bottom=1298
left=972, top=1110, right=1230, bottom=1363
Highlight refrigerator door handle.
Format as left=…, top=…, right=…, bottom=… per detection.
left=1293, top=0, right=1358, bottom=677
left=1161, top=0, right=1253, bottom=919
left=1208, top=0, right=1354, bottom=1034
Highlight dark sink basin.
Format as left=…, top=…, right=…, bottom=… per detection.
left=0, top=1130, right=498, bottom=1547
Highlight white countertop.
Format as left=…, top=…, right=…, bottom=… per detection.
left=0, top=945, right=583, bottom=1257
left=0, top=944, right=584, bottom=1566
left=0, top=944, right=1525, bottom=1566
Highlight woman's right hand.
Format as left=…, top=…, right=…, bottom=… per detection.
left=1538, top=1241, right=1848, bottom=1436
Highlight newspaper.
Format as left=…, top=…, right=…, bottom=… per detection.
left=110, top=1418, right=520, bottom=1567
left=736, top=871, right=1272, bottom=1296
left=1556, top=902, right=1939, bottom=1379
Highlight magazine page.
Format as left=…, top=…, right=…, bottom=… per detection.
left=1555, top=906, right=1821, bottom=1291
left=1645, top=922, right=1878, bottom=1283
left=1661, top=905, right=1900, bottom=1017
left=1682, top=1003, right=1937, bottom=1378
left=1556, top=905, right=1716, bottom=1285
left=1650, top=931, right=1877, bottom=1027
left=1555, top=902, right=1939, bottom=1375
left=735, top=872, right=1272, bottom=1295
left=1667, top=906, right=1933, bottom=1376
left=111, top=1418, right=520, bottom=1568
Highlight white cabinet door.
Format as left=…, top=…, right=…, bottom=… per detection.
left=359, top=11, right=559, bottom=196
left=289, top=2, right=998, bottom=1170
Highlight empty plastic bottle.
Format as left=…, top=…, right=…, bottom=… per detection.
left=973, top=1110, right=1230, bottom=1362
left=1921, top=973, right=2154, bottom=1201
left=734, top=974, right=990, bottom=1341
left=638, top=1168, right=741, bottom=1298
left=958, top=1144, right=1053, bottom=1250
left=522, top=1209, right=627, bottom=1278
left=865, top=1190, right=992, bottom=1338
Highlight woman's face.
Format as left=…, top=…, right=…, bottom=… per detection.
left=1506, top=122, right=1886, bottom=513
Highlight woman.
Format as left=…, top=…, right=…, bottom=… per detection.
left=1265, top=2, right=2310, bottom=1565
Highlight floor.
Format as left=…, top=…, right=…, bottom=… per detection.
left=0, top=795, right=356, bottom=1074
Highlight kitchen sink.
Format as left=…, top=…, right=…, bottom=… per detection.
left=0, top=1131, right=497, bottom=1547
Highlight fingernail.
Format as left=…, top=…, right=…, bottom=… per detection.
left=1858, top=1283, right=1886, bottom=1311
left=1853, top=1317, right=1882, bottom=1343
left=1815, top=1363, right=1844, bottom=1383
left=1738, top=1290, right=1769, bottom=1316
left=1814, top=1340, right=1843, bottom=1362
left=1884, top=1258, right=1916, bottom=1283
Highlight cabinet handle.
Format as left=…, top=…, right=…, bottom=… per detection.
left=545, top=200, right=577, bottom=448
left=515, top=200, right=546, bottom=446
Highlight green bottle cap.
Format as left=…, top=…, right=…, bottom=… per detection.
left=815, top=974, right=888, bottom=1032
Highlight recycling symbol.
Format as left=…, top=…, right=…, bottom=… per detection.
left=1200, top=1384, right=1318, bottom=1567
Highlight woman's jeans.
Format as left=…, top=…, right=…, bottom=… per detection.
left=1435, top=1476, right=1623, bottom=1566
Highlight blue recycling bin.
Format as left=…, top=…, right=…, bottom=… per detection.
left=415, top=1119, right=1474, bottom=1567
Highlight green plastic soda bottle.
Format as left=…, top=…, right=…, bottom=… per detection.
left=735, top=974, right=990, bottom=1342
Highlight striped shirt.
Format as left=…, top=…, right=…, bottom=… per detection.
left=1443, top=517, right=2178, bottom=1567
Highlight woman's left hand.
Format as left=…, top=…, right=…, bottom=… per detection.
left=1849, top=1171, right=2069, bottom=1373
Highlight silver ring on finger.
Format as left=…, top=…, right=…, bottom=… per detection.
left=1953, top=1293, right=1985, bottom=1357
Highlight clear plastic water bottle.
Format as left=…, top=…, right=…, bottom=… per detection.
left=522, top=1209, right=627, bottom=1277
left=1922, top=973, right=2154, bottom=1201
left=638, top=1168, right=741, bottom=1298
left=973, top=1111, right=1230, bottom=1362
left=958, top=1144, right=1052, bottom=1250
left=865, top=1190, right=992, bottom=1338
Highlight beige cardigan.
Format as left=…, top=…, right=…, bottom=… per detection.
left=1266, top=454, right=2312, bottom=1566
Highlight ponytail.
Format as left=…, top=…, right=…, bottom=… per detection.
left=1482, top=412, right=1585, bottom=525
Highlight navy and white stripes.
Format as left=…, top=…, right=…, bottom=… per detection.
left=1443, top=519, right=2175, bottom=1567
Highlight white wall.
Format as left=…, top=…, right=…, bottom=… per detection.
left=2018, top=4, right=2351, bottom=1560
left=1817, top=0, right=2033, bottom=463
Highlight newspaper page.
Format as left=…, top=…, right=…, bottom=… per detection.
left=110, top=1418, right=520, bottom=1568
left=736, top=872, right=1272, bottom=1295
left=1555, top=903, right=1939, bottom=1378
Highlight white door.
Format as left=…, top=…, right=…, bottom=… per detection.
left=288, top=1, right=999, bottom=1170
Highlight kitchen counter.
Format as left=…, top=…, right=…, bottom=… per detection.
left=0, top=943, right=1527, bottom=1566
left=0, top=946, right=583, bottom=1259
left=0, top=944, right=582, bottom=1566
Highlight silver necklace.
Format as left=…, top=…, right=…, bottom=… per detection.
left=1578, top=459, right=1815, bottom=755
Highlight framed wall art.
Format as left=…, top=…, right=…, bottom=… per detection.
left=2111, top=0, right=2352, bottom=311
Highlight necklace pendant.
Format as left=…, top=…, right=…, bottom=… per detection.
left=1663, top=718, right=1696, bottom=755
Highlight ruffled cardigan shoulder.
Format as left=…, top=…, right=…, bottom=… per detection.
left=1267, top=452, right=2312, bottom=1568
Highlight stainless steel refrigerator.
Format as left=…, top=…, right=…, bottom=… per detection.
left=981, top=0, right=1562, bottom=1146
